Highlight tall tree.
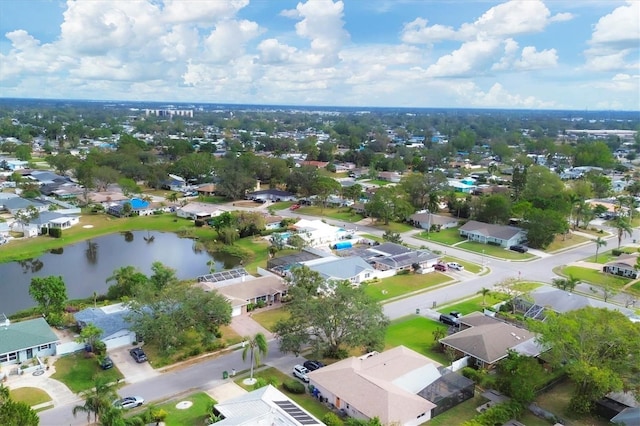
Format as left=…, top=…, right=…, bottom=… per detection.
left=241, top=332, right=268, bottom=383
left=106, top=266, right=148, bottom=299
left=275, top=267, right=389, bottom=358
left=613, top=216, right=633, bottom=248
left=72, top=376, right=118, bottom=424
left=399, top=171, right=447, bottom=210
left=29, top=276, right=67, bottom=322
left=0, top=384, right=39, bottom=426
left=365, top=187, right=414, bottom=225
left=551, top=275, right=580, bottom=292
left=127, top=284, right=231, bottom=356
left=530, top=307, right=640, bottom=414
left=593, top=236, right=607, bottom=262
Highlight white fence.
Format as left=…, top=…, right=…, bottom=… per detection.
left=447, top=356, right=470, bottom=372
left=56, top=341, right=85, bottom=356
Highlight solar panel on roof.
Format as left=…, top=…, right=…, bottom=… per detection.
left=274, top=400, right=318, bottom=425
left=196, top=268, right=249, bottom=283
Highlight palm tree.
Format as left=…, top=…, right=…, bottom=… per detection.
left=593, top=236, right=607, bottom=262
left=241, top=332, right=268, bottom=384
left=567, top=193, right=581, bottom=229
left=614, top=216, right=633, bottom=248
left=166, top=192, right=179, bottom=203
left=479, top=287, right=490, bottom=306
left=72, top=376, right=118, bottom=424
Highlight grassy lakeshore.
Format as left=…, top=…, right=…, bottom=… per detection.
left=0, top=213, right=212, bottom=263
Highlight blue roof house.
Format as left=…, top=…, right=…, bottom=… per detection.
left=74, top=303, right=137, bottom=350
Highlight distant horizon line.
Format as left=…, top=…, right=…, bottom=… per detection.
left=0, top=96, right=639, bottom=114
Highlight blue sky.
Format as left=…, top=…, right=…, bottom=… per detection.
left=0, top=0, right=638, bottom=110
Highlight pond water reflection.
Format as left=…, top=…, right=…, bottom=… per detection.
left=0, top=231, right=240, bottom=315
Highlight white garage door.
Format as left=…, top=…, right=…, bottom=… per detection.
left=232, top=306, right=242, bottom=317
left=104, top=331, right=136, bottom=350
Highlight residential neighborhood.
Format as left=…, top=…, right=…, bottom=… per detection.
left=0, top=100, right=639, bottom=426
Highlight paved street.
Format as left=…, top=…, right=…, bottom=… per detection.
left=37, top=208, right=639, bottom=425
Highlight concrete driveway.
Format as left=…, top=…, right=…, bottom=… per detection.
left=108, top=346, right=159, bottom=385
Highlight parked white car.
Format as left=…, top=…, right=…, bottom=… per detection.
left=446, top=262, right=464, bottom=271
left=293, top=364, right=310, bottom=382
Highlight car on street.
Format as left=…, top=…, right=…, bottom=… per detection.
left=303, top=360, right=324, bottom=371
left=100, top=356, right=114, bottom=370
left=434, top=263, right=448, bottom=272
left=289, top=204, right=300, bottom=210
left=293, top=364, right=310, bottom=382
left=113, top=396, right=144, bottom=410
left=446, top=262, right=464, bottom=271
left=509, top=244, right=528, bottom=253
left=129, top=347, right=147, bottom=363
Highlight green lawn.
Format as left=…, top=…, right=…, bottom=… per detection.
left=545, top=233, right=590, bottom=252
left=441, top=256, right=482, bottom=274
left=51, top=353, right=123, bottom=393
left=385, top=316, right=448, bottom=365
left=372, top=221, right=415, bottom=233
left=153, top=392, right=215, bottom=426
left=269, top=201, right=295, bottom=211
left=234, top=367, right=331, bottom=421
left=440, top=293, right=511, bottom=315
left=457, top=241, right=535, bottom=260
left=416, top=228, right=465, bottom=245
left=250, top=308, right=290, bottom=332
left=294, top=206, right=364, bottom=223
left=562, top=266, right=631, bottom=289
left=10, top=387, right=51, bottom=407
left=584, top=247, right=636, bottom=264
left=365, top=179, right=392, bottom=186
left=364, top=273, right=452, bottom=302
left=427, top=394, right=488, bottom=426
left=232, top=237, right=270, bottom=274
left=0, top=213, right=208, bottom=262
left=532, top=381, right=609, bottom=426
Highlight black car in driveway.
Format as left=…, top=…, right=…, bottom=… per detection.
left=100, top=356, right=114, bottom=370
left=303, top=360, right=325, bottom=371
left=129, top=347, right=147, bottom=363
left=509, top=244, right=528, bottom=253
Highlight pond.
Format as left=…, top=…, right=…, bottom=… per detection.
left=0, top=231, right=241, bottom=316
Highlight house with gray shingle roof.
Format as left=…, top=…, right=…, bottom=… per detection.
left=74, top=303, right=136, bottom=350
left=302, top=256, right=375, bottom=285
left=0, top=316, right=59, bottom=367
left=514, top=286, right=638, bottom=321
left=458, top=220, right=526, bottom=248
left=439, top=312, right=540, bottom=369
left=360, top=242, right=441, bottom=273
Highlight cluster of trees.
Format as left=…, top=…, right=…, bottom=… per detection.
left=274, top=266, right=388, bottom=359
left=0, top=385, right=39, bottom=426
left=106, top=263, right=232, bottom=356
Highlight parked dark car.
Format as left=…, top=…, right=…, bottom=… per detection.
left=439, top=314, right=459, bottom=327
left=303, top=360, right=325, bottom=371
left=434, top=263, right=448, bottom=272
left=509, top=245, right=528, bottom=253
left=129, top=347, right=147, bottom=363
left=100, top=356, right=114, bottom=370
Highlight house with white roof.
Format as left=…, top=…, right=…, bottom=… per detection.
left=291, top=219, right=348, bottom=246
left=214, top=384, right=323, bottom=425
left=176, top=202, right=226, bottom=220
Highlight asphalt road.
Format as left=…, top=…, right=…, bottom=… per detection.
left=39, top=342, right=303, bottom=426
left=39, top=208, right=638, bottom=425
